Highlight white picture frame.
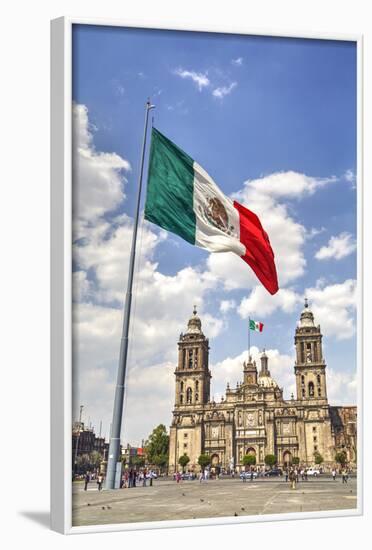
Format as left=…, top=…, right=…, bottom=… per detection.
left=51, top=16, right=363, bottom=534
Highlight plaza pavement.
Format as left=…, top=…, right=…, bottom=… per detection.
left=72, top=476, right=357, bottom=527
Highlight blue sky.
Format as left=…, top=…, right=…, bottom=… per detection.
left=71, top=25, right=357, bottom=444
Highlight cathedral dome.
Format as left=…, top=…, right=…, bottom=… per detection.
left=258, top=374, right=279, bottom=388
left=186, top=305, right=203, bottom=334
left=299, top=298, right=315, bottom=328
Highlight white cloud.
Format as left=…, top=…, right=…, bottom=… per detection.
left=315, top=232, right=356, bottom=261
left=220, top=299, right=236, bottom=313
left=231, top=57, right=243, bottom=66
left=326, top=368, right=357, bottom=405
left=344, top=169, right=356, bottom=189
left=306, top=279, right=357, bottom=340
left=72, top=103, right=131, bottom=239
left=174, top=68, right=210, bottom=91
left=306, top=226, right=326, bottom=240
left=238, top=286, right=300, bottom=318
left=212, top=82, right=237, bottom=99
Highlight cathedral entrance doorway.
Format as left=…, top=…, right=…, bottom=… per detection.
left=211, top=453, right=220, bottom=467
left=246, top=447, right=256, bottom=457
left=283, top=450, right=292, bottom=467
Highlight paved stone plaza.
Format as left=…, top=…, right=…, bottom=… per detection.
left=72, top=476, right=358, bottom=527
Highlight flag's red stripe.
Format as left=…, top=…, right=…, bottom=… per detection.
left=233, top=200, right=279, bottom=295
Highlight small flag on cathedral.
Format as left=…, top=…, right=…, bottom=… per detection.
left=249, top=319, right=264, bottom=332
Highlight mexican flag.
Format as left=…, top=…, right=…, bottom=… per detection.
left=249, top=319, right=264, bottom=332
left=144, top=128, right=279, bottom=295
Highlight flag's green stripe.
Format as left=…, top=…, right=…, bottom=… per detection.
left=144, top=128, right=196, bottom=244
left=249, top=320, right=256, bottom=330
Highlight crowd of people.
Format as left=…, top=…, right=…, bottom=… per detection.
left=120, top=468, right=157, bottom=488
left=82, top=468, right=158, bottom=491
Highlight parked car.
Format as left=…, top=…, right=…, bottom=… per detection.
left=239, top=471, right=258, bottom=479
left=264, top=468, right=283, bottom=477
left=306, top=467, right=320, bottom=476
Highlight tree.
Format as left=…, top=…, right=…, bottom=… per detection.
left=198, top=454, right=211, bottom=472
left=145, top=424, right=169, bottom=471
left=335, top=451, right=348, bottom=466
left=292, top=457, right=300, bottom=465
left=242, top=454, right=256, bottom=469
left=153, top=453, right=168, bottom=470
left=264, top=454, right=276, bottom=468
left=178, top=454, right=190, bottom=473
left=131, top=455, right=146, bottom=468
left=89, top=451, right=103, bottom=470
left=75, top=454, right=91, bottom=474
left=314, top=452, right=324, bottom=465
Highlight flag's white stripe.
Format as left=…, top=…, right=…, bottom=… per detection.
left=192, top=161, right=245, bottom=255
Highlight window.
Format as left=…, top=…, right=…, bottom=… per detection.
left=184, top=433, right=188, bottom=438
left=313, top=436, right=317, bottom=442
left=188, top=349, right=193, bottom=369
left=195, top=393, right=199, bottom=403
left=186, top=387, right=192, bottom=404
left=314, top=445, right=318, bottom=452
left=183, top=443, right=188, bottom=449
left=301, top=375, right=305, bottom=385
left=194, top=348, right=198, bottom=368
left=195, top=381, right=199, bottom=391
left=318, top=387, right=321, bottom=397
left=313, top=426, right=317, bottom=433
left=308, top=381, right=314, bottom=397
left=302, top=388, right=305, bottom=397
left=180, top=394, right=183, bottom=404
left=317, top=374, right=321, bottom=384
left=180, top=381, right=184, bottom=392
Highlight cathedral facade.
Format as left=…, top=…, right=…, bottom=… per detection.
left=168, top=301, right=357, bottom=473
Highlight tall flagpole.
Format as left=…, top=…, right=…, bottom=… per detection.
left=106, top=100, right=155, bottom=489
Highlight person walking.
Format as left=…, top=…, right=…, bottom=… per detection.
left=285, top=468, right=289, bottom=482
left=133, top=470, right=137, bottom=487
left=289, top=468, right=297, bottom=490
left=342, top=468, right=348, bottom=484
left=143, top=468, right=147, bottom=487
left=84, top=471, right=90, bottom=491
left=97, top=473, right=104, bottom=491
left=250, top=469, right=254, bottom=482
left=332, top=468, right=336, bottom=481
left=199, top=471, right=204, bottom=483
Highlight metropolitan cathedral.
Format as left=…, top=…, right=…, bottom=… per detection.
left=168, top=301, right=357, bottom=472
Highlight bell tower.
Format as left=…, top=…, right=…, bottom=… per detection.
left=294, top=299, right=328, bottom=402
left=174, top=306, right=211, bottom=407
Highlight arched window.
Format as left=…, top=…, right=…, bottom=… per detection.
left=308, top=381, right=314, bottom=397
left=195, top=381, right=199, bottom=391
left=188, top=349, right=193, bottom=369
left=180, top=394, right=183, bottom=404
left=194, top=348, right=198, bottom=368
left=183, top=349, right=186, bottom=369
left=317, top=374, right=321, bottom=385
left=186, top=387, right=192, bottom=404
left=195, top=393, right=199, bottom=403
left=180, top=381, right=184, bottom=392
left=301, top=375, right=305, bottom=385
left=318, top=387, right=321, bottom=397
left=302, top=388, right=305, bottom=397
